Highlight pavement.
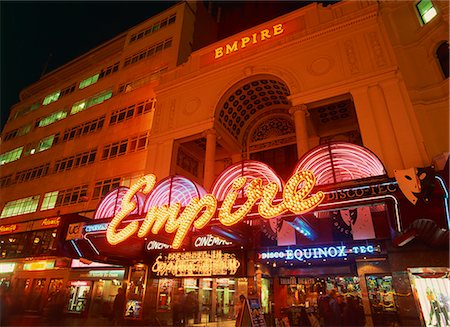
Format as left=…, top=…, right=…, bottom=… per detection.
left=5, top=314, right=238, bottom=327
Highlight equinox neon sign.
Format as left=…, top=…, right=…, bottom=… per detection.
left=106, top=170, right=324, bottom=249
left=259, top=245, right=375, bottom=261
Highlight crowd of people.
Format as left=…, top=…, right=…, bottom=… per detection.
left=319, top=289, right=366, bottom=326
left=171, top=288, right=200, bottom=326
left=278, top=289, right=366, bottom=327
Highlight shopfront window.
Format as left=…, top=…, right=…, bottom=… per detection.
left=67, top=281, right=91, bottom=313
left=366, top=275, right=398, bottom=326
left=125, top=264, right=147, bottom=320
left=152, top=277, right=247, bottom=325
left=282, top=276, right=364, bottom=326
left=409, top=269, right=450, bottom=327
left=0, top=229, right=57, bottom=259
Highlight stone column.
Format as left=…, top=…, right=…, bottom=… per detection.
left=367, top=84, right=404, bottom=173
left=379, top=78, right=429, bottom=167
left=204, top=128, right=217, bottom=191
left=289, top=104, right=309, bottom=159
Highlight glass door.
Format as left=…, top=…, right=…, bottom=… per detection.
left=67, top=281, right=92, bottom=313
left=216, top=278, right=235, bottom=321
left=27, top=278, right=46, bottom=312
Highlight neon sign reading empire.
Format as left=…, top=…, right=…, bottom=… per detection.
left=106, top=171, right=324, bottom=249
left=215, top=23, right=284, bottom=59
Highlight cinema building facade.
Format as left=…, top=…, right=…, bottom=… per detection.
left=1, top=1, right=448, bottom=326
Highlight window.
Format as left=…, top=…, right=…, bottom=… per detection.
left=0, top=195, right=40, bottom=218
left=118, top=68, right=166, bottom=93
left=38, top=135, right=57, bottom=152
left=129, top=13, right=176, bottom=44
left=92, top=177, right=121, bottom=199
left=0, top=147, right=23, bottom=165
left=70, top=89, right=112, bottom=115
left=70, top=100, right=86, bottom=115
left=3, top=123, right=32, bottom=141
left=42, top=91, right=61, bottom=105
left=54, top=149, right=97, bottom=173
left=124, top=38, right=173, bottom=67
left=15, top=163, right=50, bottom=184
left=55, top=185, right=88, bottom=207
left=8, top=102, right=39, bottom=122
left=79, top=73, right=100, bottom=89
left=416, top=0, right=437, bottom=24
left=62, top=115, right=105, bottom=142
left=109, top=99, right=155, bottom=125
left=98, top=62, right=119, bottom=79
left=37, top=110, right=67, bottom=127
left=168, top=14, right=176, bottom=24
left=101, top=131, right=150, bottom=160
left=0, top=228, right=57, bottom=258
left=40, top=191, right=59, bottom=210
left=0, top=175, right=13, bottom=188
left=436, top=41, right=449, bottom=78
left=102, top=140, right=128, bottom=160
left=60, top=84, right=76, bottom=98
left=23, top=134, right=59, bottom=157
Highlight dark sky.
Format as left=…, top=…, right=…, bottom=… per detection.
left=1, top=1, right=178, bottom=132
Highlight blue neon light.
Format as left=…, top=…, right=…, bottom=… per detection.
left=84, top=223, right=109, bottom=233
left=287, top=217, right=317, bottom=240
left=435, top=176, right=450, bottom=229
left=260, top=245, right=375, bottom=261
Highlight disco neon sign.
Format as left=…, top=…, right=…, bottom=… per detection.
left=259, top=245, right=375, bottom=261
left=106, top=170, right=324, bottom=249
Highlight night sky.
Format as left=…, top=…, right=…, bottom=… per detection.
left=1, top=1, right=177, bottom=132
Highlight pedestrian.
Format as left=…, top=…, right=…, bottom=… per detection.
left=172, top=287, right=186, bottom=327
left=112, top=287, right=126, bottom=325
left=0, top=287, right=12, bottom=326
left=234, top=294, right=246, bottom=327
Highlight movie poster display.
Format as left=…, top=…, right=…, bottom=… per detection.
left=124, top=264, right=147, bottom=320
left=410, top=270, right=450, bottom=327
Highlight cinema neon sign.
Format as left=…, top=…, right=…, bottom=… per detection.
left=106, top=170, right=324, bottom=249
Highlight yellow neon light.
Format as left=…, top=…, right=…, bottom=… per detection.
left=107, top=171, right=324, bottom=249
left=106, top=175, right=156, bottom=245
left=152, top=250, right=240, bottom=277
left=214, top=23, right=285, bottom=59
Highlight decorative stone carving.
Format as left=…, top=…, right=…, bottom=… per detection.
left=307, top=56, right=334, bottom=76
left=368, top=31, right=386, bottom=67
left=344, top=39, right=360, bottom=74
left=183, top=98, right=201, bottom=115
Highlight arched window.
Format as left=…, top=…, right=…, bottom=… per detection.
left=436, top=41, right=449, bottom=79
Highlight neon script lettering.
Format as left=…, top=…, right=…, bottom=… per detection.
left=106, top=171, right=324, bottom=249
left=214, top=23, right=284, bottom=59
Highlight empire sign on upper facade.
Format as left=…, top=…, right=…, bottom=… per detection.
left=214, top=23, right=285, bottom=59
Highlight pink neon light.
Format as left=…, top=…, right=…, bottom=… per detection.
left=94, top=187, right=145, bottom=219
left=210, top=160, right=283, bottom=201
left=143, top=175, right=207, bottom=210
left=294, top=142, right=386, bottom=185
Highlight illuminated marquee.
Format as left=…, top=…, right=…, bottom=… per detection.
left=214, top=23, right=284, bottom=59
left=259, top=245, right=376, bottom=261
left=151, top=250, right=241, bottom=277
left=106, top=170, right=324, bottom=249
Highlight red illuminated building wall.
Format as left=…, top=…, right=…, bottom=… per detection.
left=0, top=1, right=448, bottom=326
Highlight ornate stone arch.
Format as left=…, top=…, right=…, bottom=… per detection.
left=213, top=74, right=292, bottom=148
